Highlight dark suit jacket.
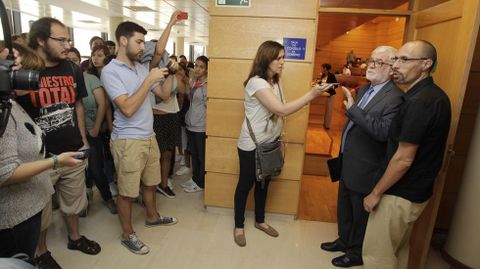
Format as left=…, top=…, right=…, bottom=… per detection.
left=340, top=80, right=404, bottom=194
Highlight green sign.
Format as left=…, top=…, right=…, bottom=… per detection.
left=216, top=0, right=251, bottom=8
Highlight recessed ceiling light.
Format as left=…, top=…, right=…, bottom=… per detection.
left=123, top=6, right=157, bottom=12
left=77, top=20, right=100, bottom=24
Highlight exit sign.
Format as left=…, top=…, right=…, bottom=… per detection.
left=216, top=0, right=251, bottom=8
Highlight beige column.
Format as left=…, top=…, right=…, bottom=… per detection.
left=444, top=104, right=480, bottom=268
left=108, top=16, right=123, bottom=44
left=176, top=37, right=184, bottom=56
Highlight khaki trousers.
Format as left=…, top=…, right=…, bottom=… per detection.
left=362, top=194, right=427, bottom=269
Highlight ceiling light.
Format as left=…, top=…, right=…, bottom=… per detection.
left=123, top=6, right=157, bottom=12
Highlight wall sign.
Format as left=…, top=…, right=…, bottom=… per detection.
left=283, top=38, right=307, bottom=60
left=216, top=0, right=251, bottom=8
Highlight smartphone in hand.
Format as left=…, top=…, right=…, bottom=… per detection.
left=74, top=148, right=90, bottom=160
left=177, top=12, right=188, bottom=20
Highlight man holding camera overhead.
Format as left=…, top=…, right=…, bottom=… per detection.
left=100, top=21, right=178, bottom=255
left=14, top=17, right=100, bottom=269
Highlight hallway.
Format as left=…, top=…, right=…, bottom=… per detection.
left=44, top=166, right=449, bottom=269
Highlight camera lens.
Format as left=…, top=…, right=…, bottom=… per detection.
left=11, top=69, right=40, bottom=90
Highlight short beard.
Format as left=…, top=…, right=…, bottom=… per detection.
left=43, top=42, right=63, bottom=63
left=126, top=44, right=141, bottom=63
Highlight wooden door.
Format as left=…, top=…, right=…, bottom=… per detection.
left=406, top=0, right=480, bottom=268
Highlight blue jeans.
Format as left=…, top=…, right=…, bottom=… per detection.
left=86, top=134, right=113, bottom=202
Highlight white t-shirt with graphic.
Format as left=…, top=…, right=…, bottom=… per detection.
left=238, top=76, right=284, bottom=151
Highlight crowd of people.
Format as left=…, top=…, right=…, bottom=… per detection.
left=0, top=9, right=451, bottom=269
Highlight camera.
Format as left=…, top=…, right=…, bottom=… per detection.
left=0, top=61, right=40, bottom=95
left=0, top=0, right=40, bottom=137
left=164, top=61, right=177, bottom=78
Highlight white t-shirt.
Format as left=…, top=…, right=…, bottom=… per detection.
left=238, top=76, right=284, bottom=151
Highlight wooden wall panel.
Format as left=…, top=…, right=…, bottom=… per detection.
left=209, top=17, right=317, bottom=61
left=205, top=136, right=305, bottom=181
left=206, top=0, right=318, bottom=215
left=205, top=172, right=300, bottom=214
left=206, top=98, right=309, bottom=144
left=209, top=0, right=317, bottom=19
left=314, top=16, right=406, bottom=76
left=208, top=59, right=250, bottom=100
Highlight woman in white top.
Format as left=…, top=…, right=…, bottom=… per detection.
left=233, top=41, right=331, bottom=247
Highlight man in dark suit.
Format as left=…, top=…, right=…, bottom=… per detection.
left=321, top=46, right=405, bottom=267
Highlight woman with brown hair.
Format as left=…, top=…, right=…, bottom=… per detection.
left=67, top=46, right=117, bottom=214
left=233, top=40, right=332, bottom=247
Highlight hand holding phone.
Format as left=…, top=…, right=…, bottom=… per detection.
left=177, top=12, right=188, bottom=20
left=74, top=148, right=90, bottom=160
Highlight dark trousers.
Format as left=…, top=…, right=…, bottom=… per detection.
left=85, top=134, right=112, bottom=202
left=187, top=130, right=206, bottom=188
left=101, top=133, right=116, bottom=183
left=0, top=211, right=41, bottom=259
left=337, top=180, right=369, bottom=259
left=234, top=148, right=271, bottom=228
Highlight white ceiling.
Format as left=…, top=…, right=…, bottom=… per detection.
left=3, top=0, right=210, bottom=45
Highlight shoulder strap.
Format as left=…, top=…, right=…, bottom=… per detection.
left=277, top=83, right=285, bottom=104
left=245, top=116, right=258, bottom=146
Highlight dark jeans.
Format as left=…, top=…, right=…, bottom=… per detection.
left=85, top=134, right=112, bottom=202
left=337, top=180, right=369, bottom=259
left=0, top=211, right=41, bottom=259
left=187, top=130, right=206, bottom=188
left=101, top=133, right=116, bottom=184
left=234, top=148, right=271, bottom=228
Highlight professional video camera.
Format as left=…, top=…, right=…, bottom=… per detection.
left=0, top=0, right=39, bottom=136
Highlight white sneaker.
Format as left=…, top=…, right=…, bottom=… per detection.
left=180, top=178, right=195, bottom=189
left=184, top=181, right=203, bottom=193
left=175, top=166, right=191, bottom=176
left=168, top=178, right=174, bottom=190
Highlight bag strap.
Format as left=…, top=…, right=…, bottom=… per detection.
left=245, top=83, right=286, bottom=146
left=245, top=116, right=258, bottom=146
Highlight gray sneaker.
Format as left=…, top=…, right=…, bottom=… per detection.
left=145, top=215, right=178, bottom=227
left=121, top=233, right=149, bottom=255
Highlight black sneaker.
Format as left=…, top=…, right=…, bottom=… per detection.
left=35, top=251, right=62, bottom=269
left=156, top=185, right=176, bottom=199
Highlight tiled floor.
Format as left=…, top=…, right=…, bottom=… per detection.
left=44, top=170, right=450, bottom=269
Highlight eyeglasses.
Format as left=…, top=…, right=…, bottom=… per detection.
left=49, top=36, right=73, bottom=46
left=391, top=56, right=429, bottom=64
left=366, top=58, right=391, bottom=68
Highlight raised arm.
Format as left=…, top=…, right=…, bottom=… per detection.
left=255, top=84, right=332, bottom=117
left=150, top=11, right=181, bottom=69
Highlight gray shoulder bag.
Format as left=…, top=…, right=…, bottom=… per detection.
left=245, top=85, right=286, bottom=188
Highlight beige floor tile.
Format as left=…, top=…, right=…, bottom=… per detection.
left=43, top=169, right=449, bottom=269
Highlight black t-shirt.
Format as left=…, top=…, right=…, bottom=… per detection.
left=16, top=60, right=87, bottom=154
left=384, top=77, right=451, bottom=203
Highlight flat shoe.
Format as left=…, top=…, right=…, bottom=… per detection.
left=254, top=222, right=279, bottom=237
left=234, top=228, right=246, bottom=247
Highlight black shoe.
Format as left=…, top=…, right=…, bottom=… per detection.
left=35, top=251, right=62, bottom=269
left=320, top=239, right=346, bottom=252
left=331, top=254, right=363, bottom=268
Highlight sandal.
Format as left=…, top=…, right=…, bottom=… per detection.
left=67, top=235, right=101, bottom=255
